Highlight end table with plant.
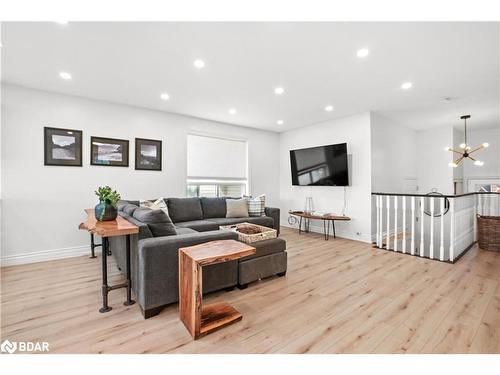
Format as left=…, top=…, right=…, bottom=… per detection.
left=95, top=186, right=121, bottom=221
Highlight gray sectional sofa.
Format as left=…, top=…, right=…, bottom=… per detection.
left=109, top=197, right=286, bottom=318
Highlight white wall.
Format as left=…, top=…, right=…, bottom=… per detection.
left=1, top=84, right=280, bottom=265
left=279, top=112, right=372, bottom=243
left=416, top=125, right=454, bottom=194
left=370, top=112, right=417, bottom=193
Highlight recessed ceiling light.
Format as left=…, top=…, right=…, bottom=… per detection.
left=0, top=42, right=3, bottom=48
left=356, top=48, right=369, bottom=58
left=277, top=120, right=284, bottom=125
left=401, top=82, right=413, bottom=90
left=59, top=72, right=72, bottom=80
left=274, top=87, right=285, bottom=95
left=228, top=108, right=237, bottom=115
left=325, top=105, right=334, bottom=112
left=55, top=21, right=68, bottom=25
left=160, top=93, right=170, bottom=101
left=193, top=59, right=205, bottom=69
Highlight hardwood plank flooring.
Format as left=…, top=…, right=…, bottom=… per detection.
left=1, top=227, right=499, bottom=354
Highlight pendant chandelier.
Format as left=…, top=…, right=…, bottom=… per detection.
left=445, top=115, right=489, bottom=168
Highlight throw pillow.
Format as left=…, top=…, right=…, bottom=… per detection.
left=140, top=198, right=170, bottom=216
left=132, top=207, right=177, bottom=237
left=247, top=194, right=266, bottom=217
left=226, top=198, right=249, bottom=218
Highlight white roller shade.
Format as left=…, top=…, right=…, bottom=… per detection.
left=187, top=134, right=247, bottom=179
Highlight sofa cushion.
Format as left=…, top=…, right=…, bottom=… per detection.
left=123, top=203, right=139, bottom=216
left=118, top=212, right=153, bottom=240
left=226, top=198, right=249, bottom=218
left=207, top=216, right=274, bottom=229
left=132, top=207, right=177, bottom=237
left=201, top=197, right=227, bottom=219
left=175, top=227, right=198, bottom=235
left=167, top=198, right=203, bottom=223
left=175, top=220, right=220, bottom=232
left=239, top=238, right=286, bottom=261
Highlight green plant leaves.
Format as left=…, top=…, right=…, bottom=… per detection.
left=95, top=185, right=121, bottom=207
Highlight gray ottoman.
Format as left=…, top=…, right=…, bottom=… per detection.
left=237, top=238, right=287, bottom=289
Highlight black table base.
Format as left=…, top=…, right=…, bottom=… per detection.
left=99, top=235, right=135, bottom=313
left=298, top=217, right=336, bottom=241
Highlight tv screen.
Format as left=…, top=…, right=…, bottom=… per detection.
left=290, top=143, right=349, bottom=186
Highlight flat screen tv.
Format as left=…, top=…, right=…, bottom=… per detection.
left=290, top=143, right=349, bottom=186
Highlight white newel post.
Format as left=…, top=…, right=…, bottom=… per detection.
left=449, top=198, right=455, bottom=262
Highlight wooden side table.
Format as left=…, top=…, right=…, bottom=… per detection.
left=79, top=209, right=138, bottom=313
left=179, top=240, right=255, bottom=340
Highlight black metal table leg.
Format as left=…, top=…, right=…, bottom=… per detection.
left=299, top=216, right=302, bottom=234
left=323, top=220, right=327, bottom=240
left=90, top=234, right=100, bottom=258
left=123, top=234, right=136, bottom=306
left=332, top=220, right=336, bottom=238
left=99, top=237, right=112, bottom=313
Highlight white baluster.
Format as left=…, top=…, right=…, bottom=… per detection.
left=394, top=196, right=398, bottom=252
left=379, top=195, right=383, bottom=247
left=449, top=198, right=455, bottom=261
left=376, top=196, right=380, bottom=247
left=429, top=197, right=434, bottom=259
left=439, top=197, right=445, bottom=261
left=420, top=197, right=425, bottom=257
left=402, top=196, right=406, bottom=254
left=386, top=196, right=391, bottom=250
left=411, top=197, right=415, bottom=255
left=474, top=195, right=478, bottom=242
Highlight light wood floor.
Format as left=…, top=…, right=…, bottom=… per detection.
left=1, top=227, right=499, bottom=354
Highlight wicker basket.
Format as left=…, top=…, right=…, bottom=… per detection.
left=477, top=215, right=500, bottom=252
left=219, top=222, right=277, bottom=244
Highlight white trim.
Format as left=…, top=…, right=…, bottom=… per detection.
left=282, top=222, right=371, bottom=243
left=1, top=245, right=94, bottom=267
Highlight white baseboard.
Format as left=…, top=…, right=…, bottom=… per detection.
left=1, top=245, right=96, bottom=267
left=281, top=223, right=371, bottom=243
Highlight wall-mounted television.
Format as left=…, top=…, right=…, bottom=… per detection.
left=290, top=142, right=349, bottom=186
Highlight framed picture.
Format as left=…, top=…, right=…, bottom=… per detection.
left=44, top=127, right=83, bottom=167
left=90, top=136, right=129, bottom=167
left=135, top=138, right=162, bottom=171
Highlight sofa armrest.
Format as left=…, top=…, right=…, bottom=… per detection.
left=265, top=206, right=280, bottom=236
left=136, top=230, right=238, bottom=310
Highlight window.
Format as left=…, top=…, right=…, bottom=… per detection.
left=187, top=134, right=248, bottom=198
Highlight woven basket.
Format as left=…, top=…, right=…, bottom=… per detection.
left=477, top=215, right=500, bottom=252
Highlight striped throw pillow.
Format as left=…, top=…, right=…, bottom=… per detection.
left=247, top=194, right=266, bottom=217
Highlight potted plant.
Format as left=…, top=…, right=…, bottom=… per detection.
left=94, top=186, right=121, bottom=221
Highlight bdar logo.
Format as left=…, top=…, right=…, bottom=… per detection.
left=1, top=340, right=17, bottom=354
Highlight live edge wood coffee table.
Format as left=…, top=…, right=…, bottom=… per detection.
left=179, top=240, right=256, bottom=340
left=79, top=209, right=138, bottom=313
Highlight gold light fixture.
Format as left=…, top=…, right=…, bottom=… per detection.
left=445, top=115, right=489, bottom=168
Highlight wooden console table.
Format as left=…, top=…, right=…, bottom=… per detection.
left=79, top=209, right=138, bottom=313
left=179, top=240, right=255, bottom=340
left=289, top=211, right=351, bottom=240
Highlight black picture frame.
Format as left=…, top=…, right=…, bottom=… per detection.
left=90, top=136, right=129, bottom=167
left=44, top=126, right=83, bottom=167
left=135, top=138, right=162, bottom=171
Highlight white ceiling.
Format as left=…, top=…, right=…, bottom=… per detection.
left=1, top=22, right=499, bottom=132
